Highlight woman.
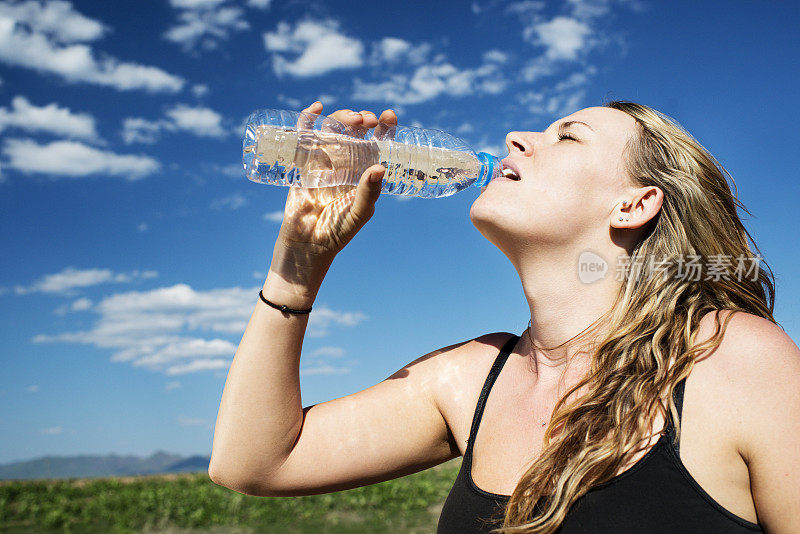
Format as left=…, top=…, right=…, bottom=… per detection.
left=209, top=100, right=800, bottom=533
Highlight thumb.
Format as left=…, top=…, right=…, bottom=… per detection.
left=349, top=164, right=385, bottom=224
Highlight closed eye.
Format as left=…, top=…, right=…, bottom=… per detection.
left=558, top=133, right=577, bottom=141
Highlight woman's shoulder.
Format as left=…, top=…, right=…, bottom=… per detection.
left=692, top=309, right=800, bottom=452
left=429, top=331, right=518, bottom=415
left=694, top=309, right=796, bottom=367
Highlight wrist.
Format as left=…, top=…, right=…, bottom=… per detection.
left=262, top=269, right=319, bottom=311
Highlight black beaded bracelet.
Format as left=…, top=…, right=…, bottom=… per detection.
left=259, top=289, right=313, bottom=315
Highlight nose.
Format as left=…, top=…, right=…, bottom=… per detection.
left=505, top=131, right=534, bottom=157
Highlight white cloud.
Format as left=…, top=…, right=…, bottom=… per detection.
left=2, top=138, right=160, bottom=179
left=0, top=4, right=184, bottom=93
left=301, top=364, right=350, bottom=376
left=353, top=60, right=505, bottom=105
left=121, top=118, right=162, bottom=144
left=519, top=87, right=587, bottom=117
left=263, top=20, right=364, bottom=78
left=166, top=104, right=225, bottom=136
left=15, top=267, right=157, bottom=296
left=0, top=96, right=98, bottom=140
left=71, top=297, right=93, bottom=311
left=506, top=0, right=546, bottom=16
left=122, top=104, right=227, bottom=144
left=377, top=37, right=410, bottom=62
left=138, top=222, right=148, bottom=232
left=192, top=83, right=209, bottom=98
left=482, top=50, right=508, bottom=63
left=532, top=16, right=592, bottom=60
left=165, top=2, right=248, bottom=51
left=213, top=163, right=243, bottom=179
left=40, top=426, right=63, bottom=435
left=210, top=192, right=246, bottom=210
left=170, top=0, right=227, bottom=8
left=26, top=384, right=39, bottom=393
left=247, top=0, right=271, bottom=8
left=0, top=0, right=106, bottom=43
left=165, top=380, right=181, bottom=391
left=168, top=359, right=228, bottom=375
left=309, top=346, right=345, bottom=358
left=370, top=37, right=430, bottom=65
left=263, top=210, right=284, bottom=222
left=32, top=283, right=367, bottom=375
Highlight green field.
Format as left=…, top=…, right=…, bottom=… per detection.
left=0, top=458, right=461, bottom=533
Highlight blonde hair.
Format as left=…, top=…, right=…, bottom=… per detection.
left=486, top=100, right=776, bottom=533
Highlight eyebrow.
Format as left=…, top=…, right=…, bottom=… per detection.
left=557, top=120, right=594, bottom=133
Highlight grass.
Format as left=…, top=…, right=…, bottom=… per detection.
left=0, top=458, right=461, bottom=533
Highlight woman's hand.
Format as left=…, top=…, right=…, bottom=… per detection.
left=267, top=101, right=397, bottom=300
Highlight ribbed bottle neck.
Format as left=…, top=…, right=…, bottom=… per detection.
left=475, top=152, right=502, bottom=187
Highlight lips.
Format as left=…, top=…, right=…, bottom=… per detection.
left=500, top=158, right=521, bottom=181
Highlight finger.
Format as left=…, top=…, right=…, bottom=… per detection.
left=349, top=164, right=385, bottom=226
left=297, top=101, right=322, bottom=130
left=373, top=109, right=398, bottom=140
left=321, top=109, right=361, bottom=136
left=358, top=110, right=379, bottom=129
left=302, top=101, right=323, bottom=114
left=330, top=109, right=370, bottom=138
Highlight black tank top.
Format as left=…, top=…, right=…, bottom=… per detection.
left=437, top=334, right=763, bottom=533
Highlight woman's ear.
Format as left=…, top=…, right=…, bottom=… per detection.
left=612, top=185, right=663, bottom=229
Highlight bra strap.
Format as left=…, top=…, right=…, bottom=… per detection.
left=669, top=376, right=687, bottom=455
left=466, top=334, right=519, bottom=454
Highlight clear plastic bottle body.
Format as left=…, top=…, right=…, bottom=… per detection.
left=242, top=109, right=500, bottom=199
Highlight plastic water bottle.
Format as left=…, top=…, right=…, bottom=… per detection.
left=242, top=109, right=503, bottom=199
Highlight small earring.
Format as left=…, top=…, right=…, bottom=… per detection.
left=625, top=218, right=630, bottom=221
left=618, top=217, right=623, bottom=221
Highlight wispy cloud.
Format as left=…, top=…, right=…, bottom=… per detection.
left=40, top=426, right=63, bottom=435
left=2, top=138, right=161, bottom=179
left=263, top=210, right=284, bottom=222
left=354, top=60, right=506, bottom=105
left=210, top=192, right=247, bottom=210
left=165, top=0, right=248, bottom=52
left=0, top=0, right=184, bottom=92
left=165, top=381, right=182, bottom=391
left=0, top=96, right=98, bottom=140
left=25, top=384, right=39, bottom=393
left=32, top=283, right=367, bottom=375
left=301, top=364, right=350, bottom=376
left=15, top=267, right=157, bottom=296
left=122, top=104, right=227, bottom=144
left=177, top=415, right=210, bottom=427
left=309, top=346, right=345, bottom=358
left=532, top=16, right=591, bottom=60
left=54, top=297, right=94, bottom=316
left=263, top=19, right=365, bottom=78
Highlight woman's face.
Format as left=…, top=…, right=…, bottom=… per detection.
left=470, top=106, right=638, bottom=258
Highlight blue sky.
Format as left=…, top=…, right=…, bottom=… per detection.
left=1, top=0, right=798, bottom=465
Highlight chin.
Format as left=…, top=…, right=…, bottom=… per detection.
left=470, top=195, right=514, bottom=249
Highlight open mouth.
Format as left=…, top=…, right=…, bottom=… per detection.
left=501, top=167, right=520, bottom=180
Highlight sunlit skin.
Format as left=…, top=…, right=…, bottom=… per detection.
left=286, top=103, right=665, bottom=383
left=211, top=102, right=799, bottom=531
left=470, top=107, right=664, bottom=382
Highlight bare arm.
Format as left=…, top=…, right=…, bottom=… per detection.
left=209, top=102, right=468, bottom=495
left=723, top=313, right=800, bottom=533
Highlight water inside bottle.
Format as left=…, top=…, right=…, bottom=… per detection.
left=245, top=125, right=483, bottom=198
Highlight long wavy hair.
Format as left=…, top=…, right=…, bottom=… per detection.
left=485, top=100, right=777, bottom=533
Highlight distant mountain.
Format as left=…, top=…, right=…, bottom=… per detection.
left=0, top=451, right=210, bottom=481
